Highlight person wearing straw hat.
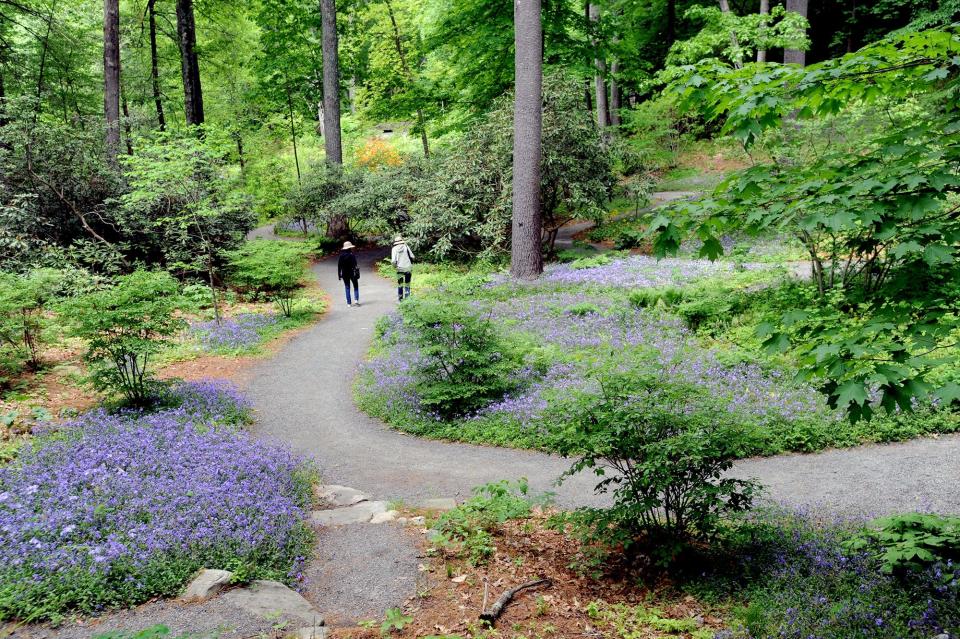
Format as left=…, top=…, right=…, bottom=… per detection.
left=337, top=241, right=361, bottom=307
left=390, top=235, right=415, bottom=301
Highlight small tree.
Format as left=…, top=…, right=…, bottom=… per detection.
left=552, top=369, right=757, bottom=562
left=65, top=270, right=185, bottom=406
left=0, top=269, right=60, bottom=373
left=225, top=241, right=308, bottom=317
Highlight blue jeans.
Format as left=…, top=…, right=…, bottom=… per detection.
left=343, top=278, right=359, bottom=304
left=397, top=271, right=411, bottom=300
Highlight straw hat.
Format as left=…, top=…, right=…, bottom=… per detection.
left=393, top=235, right=404, bottom=245
left=342, top=241, right=355, bottom=250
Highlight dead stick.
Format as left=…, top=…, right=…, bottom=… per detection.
left=479, top=578, right=552, bottom=624
left=481, top=577, right=489, bottom=613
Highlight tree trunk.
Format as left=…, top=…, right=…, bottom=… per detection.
left=148, top=0, right=166, bottom=130
left=286, top=82, right=302, bottom=184
left=103, top=0, right=121, bottom=166
left=666, top=0, right=676, bottom=46
left=121, top=85, right=133, bottom=155
left=588, top=4, right=608, bottom=129
left=609, top=57, right=620, bottom=126
left=756, top=0, right=770, bottom=62
left=35, top=4, right=55, bottom=113
left=320, top=0, right=343, bottom=164
left=384, top=0, right=429, bottom=157
left=235, top=132, right=245, bottom=171
left=584, top=80, right=592, bottom=113
left=717, top=0, right=743, bottom=69
left=176, top=0, right=205, bottom=126
left=511, top=0, right=543, bottom=280
left=784, top=0, right=808, bottom=66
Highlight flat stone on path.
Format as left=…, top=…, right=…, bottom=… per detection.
left=291, top=626, right=331, bottom=639
left=181, top=568, right=233, bottom=602
left=316, top=484, right=370, bottom=507
left=221, top=580, right=323, bottom=627
left=311, top=501, right=388, bottom=526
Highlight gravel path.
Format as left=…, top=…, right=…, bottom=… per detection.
left=247, top=234, right=960, bottom=517
left=301, top=522, right=423, bottom=626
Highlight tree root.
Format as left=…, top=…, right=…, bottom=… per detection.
left=479, top=578, right=552, bottom=625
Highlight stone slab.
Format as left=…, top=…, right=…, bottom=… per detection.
left=180, top=568, right=233, bottom=602
left=311, top=501, right=388, bottom=526
left=288, top=626, right=330, bottom=639
left=221, top=580, right=323, bottom=627
left=315, top=485, right=370, bottom=507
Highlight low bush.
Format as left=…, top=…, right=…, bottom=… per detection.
left=0, top=269, right=60, bottom=378
left=432, top=479, right=536, bottom=565
left=845, top=512, right=960, bottom=574
left=0, top=380, right=313, bottom=622
left=402, top=298, right=524, bottom=418
left=63, top=270, right=185, bottom=406
left=551, top=370, right=758, bottom=564
left=225, top=241, right=310, bottom=317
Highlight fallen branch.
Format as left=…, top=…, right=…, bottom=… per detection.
left=479, top=578, right=552, bottom=625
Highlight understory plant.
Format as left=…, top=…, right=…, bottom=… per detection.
left=402, top=298, right=524, bottom=418
left=225, top=240, right=309, bottom=317
left=0, top=268, right=60, bottom=377
left=551, top=367, right=758, bottom=564
left=63, top=270, right=185, bottom=406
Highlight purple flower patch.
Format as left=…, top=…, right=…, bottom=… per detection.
left=190, top=313, right=279, bottom=352
left=0, top=380, right=312, bottom=621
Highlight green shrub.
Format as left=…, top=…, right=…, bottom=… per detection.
left=432, top=479, right=535, bottom=565
left=675, top=292, right=742, bottom=331
left=551, top=370, right=758, bottom=563
left=564, top=302, right=601, bottom=316
left=0, top=269, right=60, bottom=375
left=628, top=287, right=686, bottom=309
left=225, top=240, right=309, bottom=317
left=845, top=513, right=960, bottom=574
left=63, top=270, right=185, bottom=406
left=570, top=254, right=613, bottom=270
left=402, top=298, right=523, bottom=418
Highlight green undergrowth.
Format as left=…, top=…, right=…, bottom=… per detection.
left=358, top=257, right=960, bottom=458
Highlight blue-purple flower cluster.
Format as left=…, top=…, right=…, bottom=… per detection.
left=719, top=509, right=960, bottom=638
left=0, top=380, right=312, bottom=621
left=190, top=312, right=279, bottom=352
left=360, top=288, right=833, bottom=443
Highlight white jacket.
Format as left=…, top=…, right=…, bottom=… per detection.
left=391, top=243, right=414, bottom=272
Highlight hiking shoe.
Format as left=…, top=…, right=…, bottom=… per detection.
left=353, top=301, right=361, bottom=307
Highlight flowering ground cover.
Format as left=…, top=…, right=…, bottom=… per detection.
left=357, top=255, right=958, bottom=455
left=190, top=312, right=280, bottom=352
left=0, top=380, right=313, bottom=622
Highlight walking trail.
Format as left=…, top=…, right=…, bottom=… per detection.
left=247, top=233, right=960, bottom=518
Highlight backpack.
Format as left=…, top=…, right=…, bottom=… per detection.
left=395, top=245, right=413, bottom=271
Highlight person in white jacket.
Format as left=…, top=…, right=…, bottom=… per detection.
left=391, top=235, right=414, bottom=301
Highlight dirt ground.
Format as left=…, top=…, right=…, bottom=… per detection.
left=332, top=511, right=724, bottom=639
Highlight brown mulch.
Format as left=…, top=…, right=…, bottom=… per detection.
left=332, top=511, right=724, bottom=639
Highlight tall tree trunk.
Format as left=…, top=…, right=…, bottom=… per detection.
left=121, top=85, right=133, bottom=155
left=320, top=0, right=343, bottom=164
left=608, top=57, right=620, bottom=126
left=588, top=4, right=608, bottom=129
left=511, top=0, right=543, bottom=280
left=384, top=0, right=429, bottom=157
left=717, top=0, right=743, bottom=69
left=235, top=132, right=245, bottom=171
left=756, top=0, right=770, bottom=62
left=584, top=80, right=592, bottom=113
left=148, top=0, right=166, bottom=130
left=286, top=82, right=302, bottom=184
left=103, top=0, right=121, bottom=166
left=176, top=0, right=205, bottom=126
left=784, top=0, right=808, bottom=66
left=34, top=3, right=55, bottom=118
left=666, top=0, right=676, bottom=46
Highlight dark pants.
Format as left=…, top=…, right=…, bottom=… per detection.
left=343, top=278, right=359, bottom=304
left=397, top=271, right=411, bottom=300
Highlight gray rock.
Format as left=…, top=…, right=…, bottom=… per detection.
left=369, top=510, right=399, bottom=524
left=311, top=501, right=388, bottom=526
left=221, top=580, right=323, bottom=627
left=420, top=498, right=457, bottom=511
left=315, top=485, right=370, bottom=507
left=180, top=568, right=233, bottom=602
left=288, top=626, right=330, bottom=639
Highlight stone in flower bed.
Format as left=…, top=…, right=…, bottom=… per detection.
left=190, top=312, right=279, bottom=352
left=0, top=380, right=314, bottom=622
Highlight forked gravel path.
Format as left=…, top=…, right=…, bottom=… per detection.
left=248, top=244, right=960, bottom=517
